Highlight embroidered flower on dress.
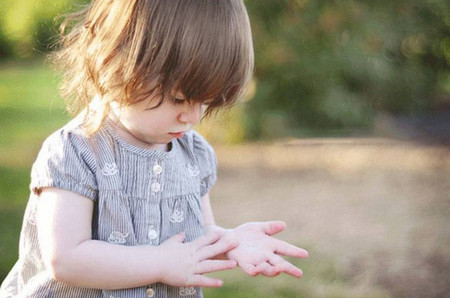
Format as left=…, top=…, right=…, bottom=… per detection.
left=108, top=231, right=129, bottom=244
left=170, top=209, right=184, bottom=223
left=151, top=182, right=161, bottom=193
left=187, top=164, right=199, bottom=177
left=101, top=163, right=118, bottom=176
left=179, top=286, right=196, bottom=296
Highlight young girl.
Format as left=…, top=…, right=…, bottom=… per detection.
left=0, top=0, right=308, bottom=297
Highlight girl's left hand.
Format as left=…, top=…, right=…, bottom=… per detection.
left=222, top=221, right=308, bottom=277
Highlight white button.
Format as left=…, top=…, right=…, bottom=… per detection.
left=146, top=287, right=155, bottom=297
left=153, top=164, right=163, bottom=175
left=151, top=182, right=161, bottom=193
left=148, top=227, right=158, bottom=240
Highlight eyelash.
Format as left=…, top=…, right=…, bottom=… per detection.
left=171, top=97, right=213, bottom=106
left=172, top=97, right=186, bottom=105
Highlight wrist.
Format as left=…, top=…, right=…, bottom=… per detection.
left=151, top=245, right=170, bottom=284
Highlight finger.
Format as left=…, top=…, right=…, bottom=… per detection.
left=274, top=239, right=308, bottom=258
left=192, top=230, right=224, bottom=248
left=195, top=260, right=237, bottom=275
left=269, top=255, right=303, bottom=278
left=239, top=263, right=259, bottom=276
left=198, top=237, right=238, bottom=260
left=252, top=262, right=270, bottom=275
left=189, top=275, right=224, bottom=288
left=261, top=221, right=286, bottom=236
left=260, top=263, right=280, bottom=277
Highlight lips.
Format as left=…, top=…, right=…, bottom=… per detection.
left=169, top=132, right=185, bottom=138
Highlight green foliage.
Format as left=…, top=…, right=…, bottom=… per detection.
left=0, top=0, right=449, bottom=138
left=0, top=0, right=81, bottom=58
left=244, top=0, right=450, bottom=138
left=0, top=206, right=25, bottom=280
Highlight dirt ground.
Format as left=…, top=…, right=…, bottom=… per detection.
left=210, top=138, right=450, bottom=298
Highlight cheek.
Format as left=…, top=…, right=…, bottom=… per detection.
left=119, top=110, right=152, bottom=133
left=124, top=112, right=145, bottom=128
left=161, top=105, right=182, bottom=121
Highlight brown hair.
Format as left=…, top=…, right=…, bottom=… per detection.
left=51, top=0, right=254, bottom=134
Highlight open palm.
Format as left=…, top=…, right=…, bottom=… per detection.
left=224, top=221, right=308, bottom=277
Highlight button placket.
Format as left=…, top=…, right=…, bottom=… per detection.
left=148, top=160, right=163, bottom=244
left=150, top=161, right=163, bottom=195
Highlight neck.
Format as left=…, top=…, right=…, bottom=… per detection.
left=107, top=115, right=170, bottom=152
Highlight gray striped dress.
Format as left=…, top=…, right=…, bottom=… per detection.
left=0, top=117, right=217, bottom=298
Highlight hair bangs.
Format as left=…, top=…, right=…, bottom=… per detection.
left=149, top=0, right=254, bottom=114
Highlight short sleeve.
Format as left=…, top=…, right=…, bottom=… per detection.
left=30, top=128, right=98, bottom=201
left=192, top=131, right=218, bottom=197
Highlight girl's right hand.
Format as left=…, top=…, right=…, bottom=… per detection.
left=155, top=230, right=238, bottom=288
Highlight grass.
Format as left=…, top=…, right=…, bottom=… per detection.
left=0, top=60, right=70, bottom=280
left=1, top=60, right=449, bottom=297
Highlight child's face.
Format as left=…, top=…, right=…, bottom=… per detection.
left=110, top=91, right=208, bottom=149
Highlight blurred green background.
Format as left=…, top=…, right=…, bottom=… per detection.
left=1, top=0, right=450, bottom=297
left=2, top=0, right=450, bottom=140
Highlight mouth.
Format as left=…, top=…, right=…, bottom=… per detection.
left=168, top=131, right=185, bottom=138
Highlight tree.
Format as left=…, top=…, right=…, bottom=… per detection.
left=244, top=0, right=450, bottom=138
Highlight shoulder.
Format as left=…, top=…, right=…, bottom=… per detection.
left=36, top=116, right=97, bottom=171
left=179, top=131, right=218, bottom=195
left=180, top=130, right=216, bottom=160
left=30, top=116, right=100, bottom=198
left=42, top=117, right=88, bottom=151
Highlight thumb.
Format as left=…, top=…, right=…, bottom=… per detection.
left=261, top=221, right=286, bottom=236
left=167, top=231, right=185, bottom=243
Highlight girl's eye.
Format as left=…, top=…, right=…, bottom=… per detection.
left=172, top=97, right=186, bottom=105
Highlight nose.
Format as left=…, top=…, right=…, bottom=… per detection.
left=178, top=102, right=204, bottom=125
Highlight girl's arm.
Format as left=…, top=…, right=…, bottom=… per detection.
left=37, top=188, right=237, bottom=290
left=201, top=193, right=308, bottom=278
